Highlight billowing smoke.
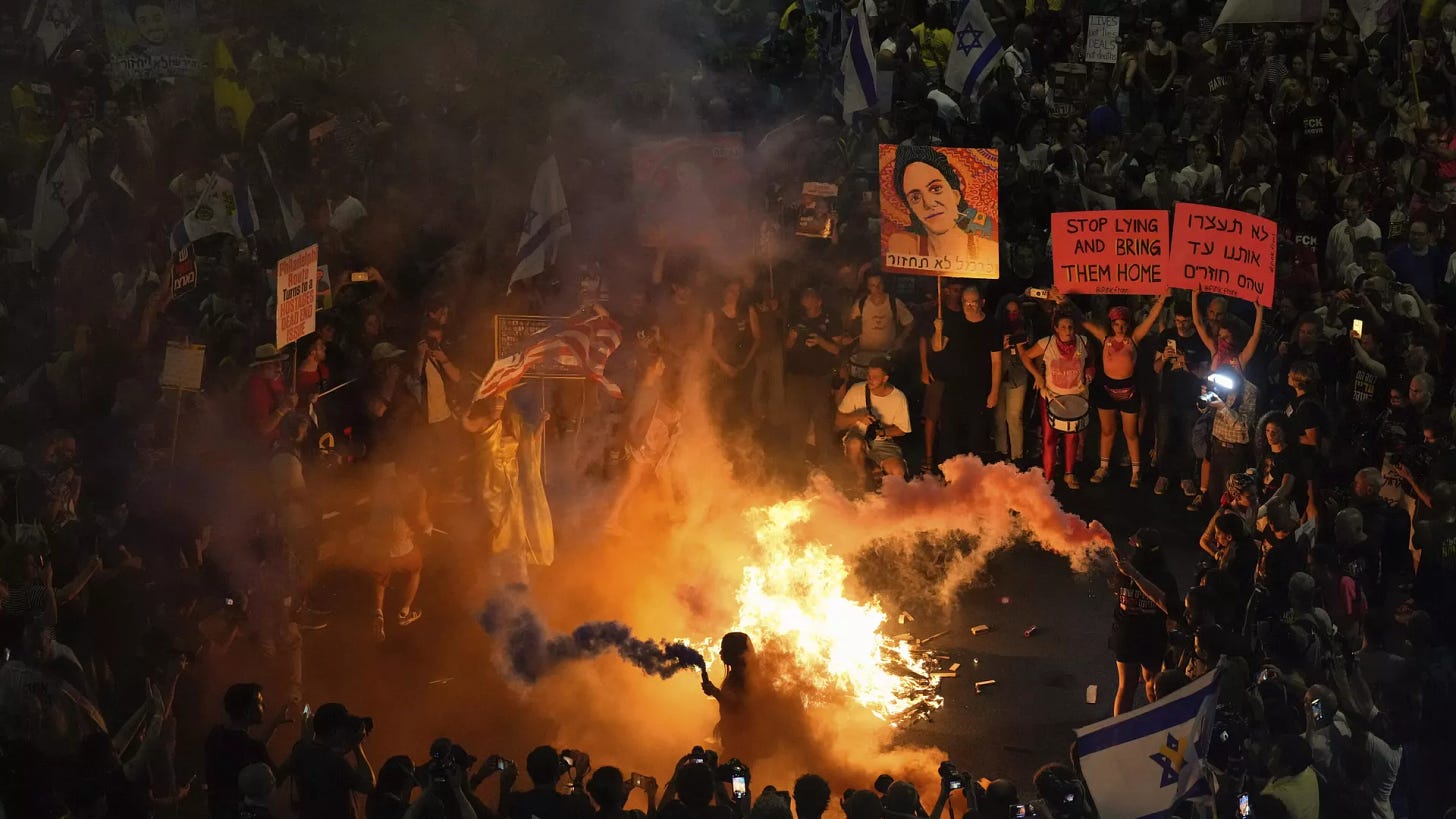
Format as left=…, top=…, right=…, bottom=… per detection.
left=805, top=454, right=1113, bottom=608
left=482, top=591, right=706, bottom=684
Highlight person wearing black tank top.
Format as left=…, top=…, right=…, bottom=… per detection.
left=704, top=279, right=760, bottom=425
left=1307, top=8, right=1357, bottom=78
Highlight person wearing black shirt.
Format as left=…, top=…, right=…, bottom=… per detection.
left=1257, top=413, right=1313, bottom=518
left=1153, top=301, right=1211, bottom=497
left=1257, top=503, right=1308, bottom=617
left=1108, top=528, right=1179, bottom=715
left=1284, top=188, right=1332, bottom=288
left=1294, top=74, right=1338, bottom=156
left=205, top=683, right=288, bottom=819
left=918, top=282, right=965, bottom=471
left=926, top=285, right=1001, bottom=462
left=783, top=287, right=847, bottom=466
left=281, top=702, right=375, bottom=819
left=505, top=746, right=592, bottom=819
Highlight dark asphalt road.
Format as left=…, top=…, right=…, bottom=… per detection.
left=892, top=471, right=1206, bottom=790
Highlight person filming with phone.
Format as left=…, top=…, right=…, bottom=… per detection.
left=504, top=746, right=592, bottom=819
left=280, top=702, right=376, bottom=819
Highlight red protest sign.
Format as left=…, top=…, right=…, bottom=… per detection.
left=1170, top=203, right=1277, bottom=307
left=1051, top=210, right=1168, bottom=295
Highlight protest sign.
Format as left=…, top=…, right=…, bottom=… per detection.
left=878, top=145, right=999, bottom=279
left=797, top=182, right=839, bottom=239
left=171, top=244, right=197, bottom=297
left=1085, top=15, right=1120, bottom=63
left=1170, top=203, right=1277, bottom=307
left=1052, top=211, right=1169, bottom=295
left=102, top=0, right=207, bottom=82
left=494, top=315, right=578, bottom=379
left=160, top=342, right=205, bottom=391
left=631, top=134, right=747, bottom=246
left=275, top=244, right=318, bottom=348
left=1049, top=63, right=1089, bottom=119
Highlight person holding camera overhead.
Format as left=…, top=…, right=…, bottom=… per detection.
left=281, top=702, right=376, bottom=819
left=504, top=745, right=593, bottom=819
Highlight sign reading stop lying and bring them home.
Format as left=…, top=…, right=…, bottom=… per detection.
left=1170, top=203, right=1277, bottom=308
left=1052, top=210, right=1169, bottom=296
left=494, top=315, right=579, bottom=379
left=275, top=244, right=318, bottom=348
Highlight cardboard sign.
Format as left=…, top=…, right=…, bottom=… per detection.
left=1052, top=210, right=1169, bottom=295
left=494, top=315, right=578, bottom=379
left=160, top=342, right=205, bottom=391
left=878, top=145, right=999, bottom=279
left=1085, top=15, right=1120, bottom=64
left=275, top=244, right=318, bottom=348
left=1048, top=63, right=1089, bottom=119
left=1170, top=203, right=1277, bottom=307
left=631, top=134, right=747, bottom=247
left=796, top=182, right=838, bottom=239
left=171, top=244, right=197, bottom=297
left=101, top=0, right=207, bottom=82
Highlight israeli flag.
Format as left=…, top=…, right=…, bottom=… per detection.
left=945, top=0, right=1004, bottom=97
left=1073, top=667, right=1221, bottom=819
left=840, top=4, right=878, bottom=118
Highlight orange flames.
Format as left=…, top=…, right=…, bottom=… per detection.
left=728, top=501, right=944, bottom=724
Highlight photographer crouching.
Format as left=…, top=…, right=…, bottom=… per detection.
left=281, top=702, right=376, bottom=819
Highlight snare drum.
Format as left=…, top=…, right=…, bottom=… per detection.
left=1047, top=393, right=1090, bottom=434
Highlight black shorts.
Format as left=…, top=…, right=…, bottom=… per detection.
left=1111, top=616, right=1167, bottom=668
left=1091, top=375, right=1140, bottom=413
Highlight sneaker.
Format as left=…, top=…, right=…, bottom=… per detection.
left=1090, top=466, right=1109, bottom=484
left=1180, top=479, right=1197, bottom=497
left=372, top=612, right=386, bottom=642
left=1129, top=473, right=1141, bottom=489
left=398, top=609, right=423, bottom=627
left=1064, top=473, right=1081, bottom=490
left=1154, top=476, right=1169, bottom=495
left=1186, top=492, right=1204, bottom=512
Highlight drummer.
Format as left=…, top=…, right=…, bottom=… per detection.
left=1018, top=311, right=1094, bottom=488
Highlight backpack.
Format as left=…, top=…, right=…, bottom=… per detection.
left=854, top=293, right=904, bottom=341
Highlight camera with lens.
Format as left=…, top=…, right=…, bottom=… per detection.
left=348, top=715, right=374, bottom=741
left=938, top=760, right=968, bottom=792
left=430, top=743, right=476, bottom=784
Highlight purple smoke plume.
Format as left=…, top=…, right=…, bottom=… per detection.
left=481, top=594, right=706, bottom=683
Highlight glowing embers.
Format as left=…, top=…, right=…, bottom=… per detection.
left=732, top=501, right=944, bottom=725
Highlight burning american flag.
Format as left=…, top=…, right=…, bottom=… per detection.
left=475, top=311, right=624, bottom=401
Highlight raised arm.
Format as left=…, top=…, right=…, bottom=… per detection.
left=1238, top=303, right=1264, bottom=369
left=1133, top=294, right=1169, bottom=342
left=1057, top=293, right=1106, bottom=341
left=1191, top=291, right=1216, bottom=356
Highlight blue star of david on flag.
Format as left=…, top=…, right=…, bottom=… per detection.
left=956, top=25, right=984, bottom=56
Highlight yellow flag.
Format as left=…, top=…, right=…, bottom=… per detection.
left=213, top=39, right=254, bottom=137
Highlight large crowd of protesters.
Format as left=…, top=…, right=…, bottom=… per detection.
left=3, top=0, right=1456, bottom=816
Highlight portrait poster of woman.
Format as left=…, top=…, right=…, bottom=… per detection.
left=878, top=145, right=1000, bottom=279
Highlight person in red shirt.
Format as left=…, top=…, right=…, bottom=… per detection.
left=294, top=334, right=329, bottom=397
left=245, top=344, right=296, bottom=443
